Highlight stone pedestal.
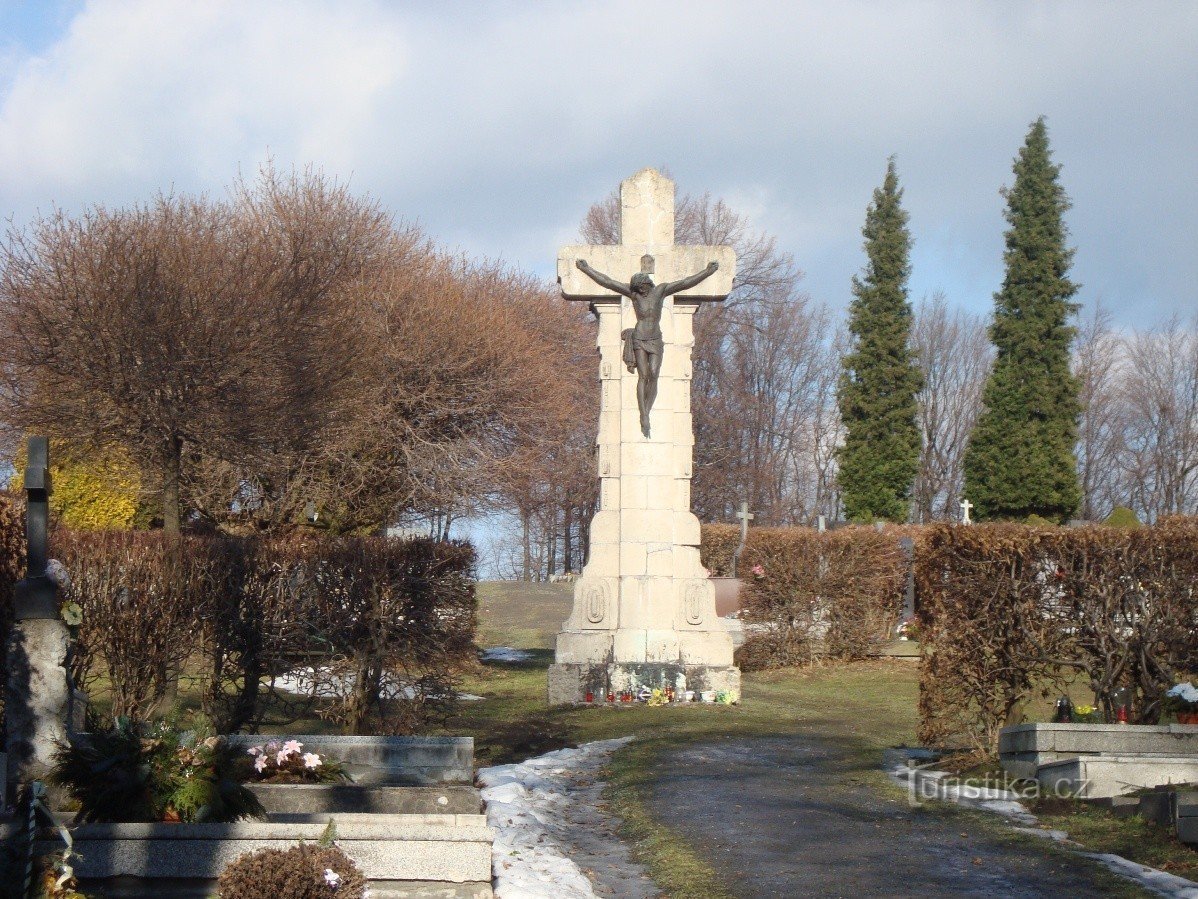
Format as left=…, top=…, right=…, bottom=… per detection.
left=549, top=169, right=740, bottom=704
left=5, top=613, right=73, bottom=790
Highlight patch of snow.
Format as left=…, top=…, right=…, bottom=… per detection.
left=1085, top=852, right=1198, bottom=899
left=481, top=646, right=534, bottom=663
left=268, top=667, right=482, bottom=702
left=479, top=737, right=635, bottom=898
left=886, top=752, right=1198, bottom=898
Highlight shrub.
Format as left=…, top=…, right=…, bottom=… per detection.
left=917, top=520, right=1198, bottom=757
left=55, top=531, right=214, bottom=719
left=203, top=535, right=477, bottom=735
left=699, top=523, right=741, bottom=577
left=217, top=844, right=366, bottom=899
left=1103, top=505, right=1141, bottom=529
left=0, top=491, right=26, bottom=735
left=50, top=717, right=263, bottom=823
left=735, top=527, right=906, bottom=670
left=915, top=524, right=1070, bottom=757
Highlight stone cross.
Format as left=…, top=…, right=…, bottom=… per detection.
left=736, top=502, right=755, bottom=544
left=549, top=169, right=740, bottom=705
left=960, top=498, right=974, bottom=525
left=6, top=436, right=73, bottom=799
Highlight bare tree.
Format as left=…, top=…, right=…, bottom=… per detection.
left=911, top=293, right=992, bottom=522
left=0, top=168, right=391, bottom=533
left=1074, top=302, right=1125, bottom=520
left=1119, top=317, right=1198, bottom=519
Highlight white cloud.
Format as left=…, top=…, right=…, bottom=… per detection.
left=0, top=0, right=1194, bottom=324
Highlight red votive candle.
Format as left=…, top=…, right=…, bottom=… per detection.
left=584, top=691, right=594, bottom=703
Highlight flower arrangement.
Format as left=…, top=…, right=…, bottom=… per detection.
left=1071, top=704, right=1103, bottom=723
left=1164, top=682, right=1198, bottom=723
left=242, top=739, right=350, bottom=784
left=750, top=564, right=765, bottom=580
left=217, top=843, right=366, bottom=898
left=896, top=617, right=921, bottom=642
left=50, top=717, right=263, bottom=823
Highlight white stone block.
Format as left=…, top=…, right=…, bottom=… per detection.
left=620, top=476, right=648, bottom=510
left=673, top=512, right=702, bottom=546
left=620, top=543, right=647, bottom=577
left=645, top=543, right=674, bottom=576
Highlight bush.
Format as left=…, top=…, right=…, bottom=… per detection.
left=56, top=531, right=214, bottom=719
left=699, top=523, right=741, bottom=577
left=50, top=717, right=263, bottom=823
left=0, top=491, right=26, bottom=736
left=735, top=527, right=907, bottom=670
left=204, top=536, right=477, bottom=735
left=217, top=843, right=366, bottom=899
left=917, top=520, right=1198, bottom=758
left=1103, top=505, right=1141, bottom=529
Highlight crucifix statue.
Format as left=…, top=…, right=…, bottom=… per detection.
left=576, top=258, right=719, bottom=436
left=960, top=498, right=974, bottom=525
left=549, top=169, right=740, bottom=706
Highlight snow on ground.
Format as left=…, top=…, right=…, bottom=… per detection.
left=480, top=646, right=534, bottom=663
left=268, top=667, right=483, bottom=701
left=887, top=753, right=1198, bottom=899
left=479, top=737, right=638, bottom=899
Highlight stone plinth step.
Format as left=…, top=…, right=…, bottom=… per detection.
left=224, top=735, right=475, bottom=785
left=1035, top=754, right=1198, bottom=799
left=249, top=784, right=482, bottom=815
left=12, top=813, right=493, bottom=894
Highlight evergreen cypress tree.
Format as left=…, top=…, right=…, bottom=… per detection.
left=838, top=158, right=922, bottom=522
left=964, top=117, right=1081, bottom=521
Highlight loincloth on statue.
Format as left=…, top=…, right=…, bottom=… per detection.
left=621, top=328, right=664, bottom=372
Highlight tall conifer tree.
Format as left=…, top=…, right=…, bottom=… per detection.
left=838, top=158, right=922, bottom=522
left=964, top=117, right=1081, bottom=521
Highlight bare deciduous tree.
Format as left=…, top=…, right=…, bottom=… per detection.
left=911, top=293, right=992, bottom=522
left=1074, top=303, right=1125, bottom=520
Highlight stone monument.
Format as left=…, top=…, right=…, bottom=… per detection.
left=5, top=436, right=74, bottom=799
left=548, top=168, right=740, bottom=704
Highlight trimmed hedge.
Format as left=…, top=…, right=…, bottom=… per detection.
left=917, top=520, right=1198, bottom=758
left=54, top=531, right=477, bottom=734
left=699, top=523, right=741, bottom=577
left=0, top=491, right=26, bottom=735
left=736, top=527, right=907, bottom=669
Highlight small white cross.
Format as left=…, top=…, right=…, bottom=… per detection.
left=737, top=501, right=755, bottom=543
left=960, top=498, right=974, bottom=525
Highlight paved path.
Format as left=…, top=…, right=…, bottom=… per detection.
left=648, top=735, right=1139, bottom=898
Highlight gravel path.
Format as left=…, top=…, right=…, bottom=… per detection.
left=649, top=735, right=1141, bottom=898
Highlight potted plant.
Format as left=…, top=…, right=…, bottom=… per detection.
left=1165, top=682, right=1198, bottom=725
left=51, top=717, right=263, bottom=823
left=239, top=739, right=350, bottom=784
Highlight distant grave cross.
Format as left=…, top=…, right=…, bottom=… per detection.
left=960, top=498, right=974, bottom=525
left=737, top=501, right=755, bottom=544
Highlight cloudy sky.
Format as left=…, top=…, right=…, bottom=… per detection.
left=0, top=1, right=1195, bottom=328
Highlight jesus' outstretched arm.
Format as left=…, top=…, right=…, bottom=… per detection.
left=576, top=259, right=634, bottom=298
left=661, top=261, right=719, bottom=297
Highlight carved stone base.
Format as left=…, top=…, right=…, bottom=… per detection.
left=547, top=662, right=740, bottom=706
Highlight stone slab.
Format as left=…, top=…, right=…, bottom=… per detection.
left=1035, top=755, right=1198, bottom=799
left=22, top=814, right=493, bottom=884
left=248, top=784, right=482, bottom=815
left=224, top=735, right=473, bottom=785
left=999, top=722, right=1198, bottom=756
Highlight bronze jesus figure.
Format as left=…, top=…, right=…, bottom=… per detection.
left=576, top=259, right=719, bottom=437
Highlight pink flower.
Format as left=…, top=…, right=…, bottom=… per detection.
left=276, top=749, right=292, bottom=765
left=282, top=740, right=303, bottom=754
left=303, top=752, right=322, bottom=769
left=247, top=746, right=261, bottom=756
left=751, top=564, right=765, bottom=577
left=254, top=755, right=269, bottom=772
